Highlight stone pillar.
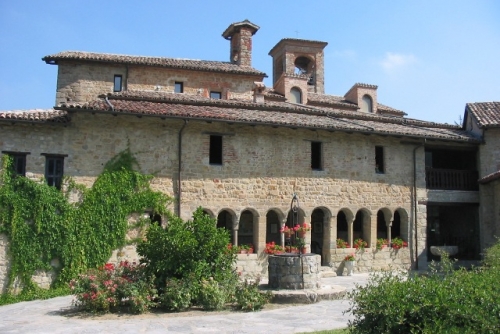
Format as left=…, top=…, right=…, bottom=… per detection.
left=323, top=214, right=333, bottom=265
left=233, top=229, right=239, bottom=247
left=369, top=214, right=377, bottom=248
left=387, top=219, right=393, bottom=244
left=280, top=219, right=286, bottom=248
left=347, top=217, right=354, bottom=247
left=256, top=215, right=266, bottom=253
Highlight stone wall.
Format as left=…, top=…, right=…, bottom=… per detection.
left=55, top=62, right=260, bottom=106
left=330, top=247, right=411, bottom=276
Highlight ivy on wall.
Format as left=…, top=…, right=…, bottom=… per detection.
left=0, top=148, right=171, bottom=292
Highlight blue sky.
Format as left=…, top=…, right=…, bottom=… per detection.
left=0, top=0, right=499, bottom=124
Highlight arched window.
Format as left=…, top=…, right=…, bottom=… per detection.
left=290, top=87, right=302, bottom=104
left=361, top=95, right=373, bottom=113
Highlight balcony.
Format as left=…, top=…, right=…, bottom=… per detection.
left=426, top=168, right=478, bottom=191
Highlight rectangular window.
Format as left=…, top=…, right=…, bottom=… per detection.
left=113, top=75, right=122, bottom=92
left=210, top=91, right=222, bottom=99
left=2, top=151, right=27, bottom=176
left=375, top=146, right=385, bottom=174
left=44, top=155, right=65, bottom=189
left=311, top=141, right=323, bottom=170
left=209, top=135, right=223, bottom=165
left=174, top=81, right=184, bottom=93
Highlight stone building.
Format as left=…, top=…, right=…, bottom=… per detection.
left=1, top=20, right=498, bottom=284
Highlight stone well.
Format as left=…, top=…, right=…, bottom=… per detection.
left=268, top=253, right=321, bottom=290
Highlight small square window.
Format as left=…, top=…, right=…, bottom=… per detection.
left=311, top=141, right=323, bottom=170
left=375, top=146, right=385, bottom=174
left=209, top=135, right=223, bottom=165
left=210, top=91, right=222, bottom=99
left=174, top=82, right=184, bottom=93
left=114, top=75, right=122, bottom=92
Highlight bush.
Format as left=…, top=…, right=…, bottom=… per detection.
left=158, top=277, right=193, bottom=311
left=345, top=245, right=500, bottom=333
left=70, top=261, right=157, bottom=314
left=234, top=279, right=272, bottom=311
left=137, top=208, right=239, bottom=309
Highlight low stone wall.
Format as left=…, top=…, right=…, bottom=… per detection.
left=268, top=254, right=321, bottom=290
left=330, top=247, right=411, bottom=276
left=235, top=253, right=268, bottom=280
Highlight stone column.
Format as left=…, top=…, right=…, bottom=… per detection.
left=347, top=216, right=354, bottom=247
left=324, top=214, right=333, bottom=265
left=256, top=215, right=266, bottom=253
left=233, top=229, right=238, bottom=247
left=387, top=219, right=393, bottom=244
left=280, top=219, right=286, bottom=248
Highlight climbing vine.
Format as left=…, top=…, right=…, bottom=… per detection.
left=0, top=149, right=171, bottom=292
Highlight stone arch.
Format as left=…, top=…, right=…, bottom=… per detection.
left=217, top=209, right=236, bottom=244
left=336, top=208, right=354, bottom=247
left=354, top=208, right=372, bottom=246
left=238, top=208, right=259, bottom=249
left=311, top=206, right=332, bottom=265
left=294, top=55, right=313, bottom=75
left=266, top=208, right=284, bottom=244
left=377, top=208, right=392, bottom=239
left=394, top=208, right=409, bottom=242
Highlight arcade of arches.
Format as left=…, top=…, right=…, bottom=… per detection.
left=208, top=206, right=409, bottom=266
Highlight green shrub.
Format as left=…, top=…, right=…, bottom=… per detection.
left=158, top=277, right=194, bottom=311
left=234, top=279, right=272, bottom=311
left=346, top=244, right=500, bottom=334
left=137, top=208, right=238, bottom=303
left=197, top=278, right=228, bottom=311
left=483, top=238, right=500, bottom=268
left=70, top=261, right=157, bottom=314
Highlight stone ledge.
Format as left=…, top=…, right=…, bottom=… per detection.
left=264, top=284, right=347, bottom=304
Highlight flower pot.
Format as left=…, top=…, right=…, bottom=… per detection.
left=239, top=249, right=248, bottom=254
left=298, top=231, right=306, bottom=238
left=345, top=261, right=355, bottom=276
left=301, top=248, right=307, bottom=254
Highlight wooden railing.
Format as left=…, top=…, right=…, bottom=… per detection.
left=426, top=168, right=478, bottom=191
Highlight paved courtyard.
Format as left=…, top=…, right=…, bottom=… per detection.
left=0, top=273, right=371, bottom=334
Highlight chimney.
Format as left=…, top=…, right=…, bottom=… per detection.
left=252, top=82, right=266, bottom=103
left=222, top=20, right=259, bottom=67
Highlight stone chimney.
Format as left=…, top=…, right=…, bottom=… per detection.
left=222, top=20, right=260, bottom=67
left=252, top=82, right=265, bottom=103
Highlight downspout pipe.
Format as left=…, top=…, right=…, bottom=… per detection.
left=177, top=119, right=188, bottom=217
left=412, top=139, right=425, bottom=270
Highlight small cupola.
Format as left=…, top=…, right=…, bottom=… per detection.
left=222, top=20, right=260, bottom=67
left=344, top=83, right=378, bottom=113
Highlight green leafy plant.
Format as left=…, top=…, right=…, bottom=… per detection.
left=158, top=277, right=194, bottom=311
left=264, top=242, right=284, bottom=254
left=344, top=254, right=356, bottom=261
left=345, top=241, right=500, bottom=333
left=137, top=207, right=238, bottom=306
left=354, top=238, right=367, bottom=250
left=336, top=238, right=350, bottom=249
left=0, top=150, right=170, bottom=293
left=391, top=237, right=407, bottom=249
left=376, top=238, right=389, bottom=250
left=234, top=279, right=272, bottom=311
left=69, top=261, right=157, bottom=314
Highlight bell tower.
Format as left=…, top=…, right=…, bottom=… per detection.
left=268, top=38, right=328, bottom=103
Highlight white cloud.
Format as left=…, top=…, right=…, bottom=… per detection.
left=380, top=52, right=417, bottom=72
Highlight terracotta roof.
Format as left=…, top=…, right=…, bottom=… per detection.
left=0, top=109, right=70, bottom=124
left=269, top=38, right=328, bottom=55
left=58, top=92, right=479, bottom=143
left=479, top=170, right=500, bottom=184
left=42, top=51, right=267, bottom=77
left=308, top=93, right=359, bottom=109
left=466, top=102, right=500, bottom=128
